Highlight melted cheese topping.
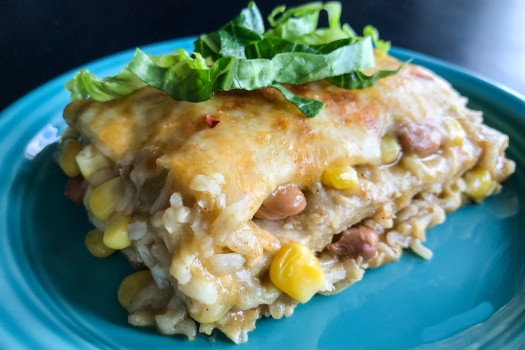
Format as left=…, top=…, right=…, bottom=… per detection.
left=64, top=54, right=461, bottom=217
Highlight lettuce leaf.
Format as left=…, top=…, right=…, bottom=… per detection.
left=65, top=68, right=146, bottom=102
left=218, top=3, right=265, bottom=58
left=363, top=25, right=390, bottom=54
left=266, top=2, right=354, bottom=45
left=327, top=61, right=406, bottom=90
left=270, top=83, right=325, bottom=118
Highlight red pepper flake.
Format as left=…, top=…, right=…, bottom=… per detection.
left=413, top=71, right=433, bottom=81
left=205, top=114, right=220, bottom=128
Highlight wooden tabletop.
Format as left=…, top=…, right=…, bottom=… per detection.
left=1, top=0, right=524, bottom=111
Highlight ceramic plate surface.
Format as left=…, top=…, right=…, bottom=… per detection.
left=1, top=37, right=524, bottom=349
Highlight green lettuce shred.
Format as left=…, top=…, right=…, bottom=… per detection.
left=65, top=1, right=403, bottom=117
left=65, top=68, right=146, bottom=102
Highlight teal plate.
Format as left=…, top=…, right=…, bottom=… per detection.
left=1, top=38, right=524, bottom=350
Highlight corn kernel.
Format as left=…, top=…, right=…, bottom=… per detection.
left=85, top=228, right=116, bottom=258
left=270, top=242, right=325, bottom=303
left=90, top=177, right=121, bottom=222
left=463, top=167, right=492, bottom=201
left=76, top=144, right=111, bottom=180
left=103, top=213, right=131, bottom=249
left=118, top=270, right=153, bottom=309
left=321, top=165, right=359, bottom=190
left=59, top=139, right=82, bottom=177
left=380, top=135, right=401, bottom=164
left=443, top=117, right=466, bottom=146
left=83, top=184, right=93, bottom=211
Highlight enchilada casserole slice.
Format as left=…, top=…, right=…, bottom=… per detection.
left=58, top=52, right=514, bottom=343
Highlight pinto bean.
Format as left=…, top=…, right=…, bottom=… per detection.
left=397, top=121, right=444, bottom=157
left=327, top=225, right=379, bottom=260
left=65, top=175, right=86, bottom=205
left=254, top=184, right=307, bottom=220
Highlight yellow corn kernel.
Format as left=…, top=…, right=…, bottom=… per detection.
left=463, top=167, right=492, bottom=201
left=76, top=144, right=111, bottom=180
left=85, top=228, right=116, bottom=258
left=270, top=242, right=325, bottom=303
left=59, top=139, right=82, bottom=177
left=90, top=177, right=121, bottom=222
left=443, top=117, right=466, bottom=146
left=83, top=184, right=93, bottom=211
left=380, top=135, right=401, bottom=164
left=103, top=213, right=131, bottom=249
left=118, top=270, right=153, bottom=309
left=321, top=165, right=359, bottom=190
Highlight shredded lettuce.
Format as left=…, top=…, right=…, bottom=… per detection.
left=266, top=2, right=353, bottom=45
left=270, top=83, right=325, bottom=118
left=363, top=25, right=390, bottom=54
left=327, top=62, right=405, bottom=90
left=65, top=1, right=402, bottom=117
left=65, top=68, right=146, bottom=102
left=128, top=38, right=375, bottom=98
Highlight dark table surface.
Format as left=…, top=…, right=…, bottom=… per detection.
left=1, top=0, right=524, bottom=112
